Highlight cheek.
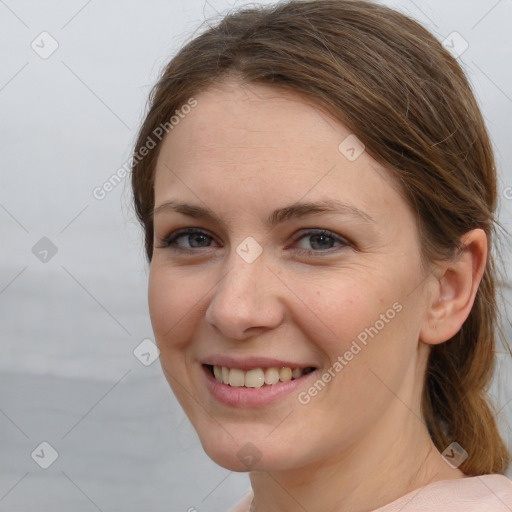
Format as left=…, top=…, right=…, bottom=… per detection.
left=287, top=268, right=419, bottom=398
left=148, top=264, right=203, bottom=412
left=286, top=270, right=396, bottom=355
left=148, top=264, right=201, bottom=350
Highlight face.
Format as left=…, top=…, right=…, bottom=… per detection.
left=149, top=79, right=432, bottom=472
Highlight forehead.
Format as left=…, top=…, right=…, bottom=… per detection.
left=158, top=81, right=341, bottom=171
left=153, top=79, right=409, bottom=227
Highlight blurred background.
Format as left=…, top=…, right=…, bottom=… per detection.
left=1, top=0, right=511, bottom=510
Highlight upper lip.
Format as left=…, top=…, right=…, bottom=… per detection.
left=201, top=355, right=316, bottom=371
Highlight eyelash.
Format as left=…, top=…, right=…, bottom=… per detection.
left=160, top=228, right=351, bottom=256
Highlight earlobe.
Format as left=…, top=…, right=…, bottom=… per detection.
left=420, top=229, right=488, bottom=346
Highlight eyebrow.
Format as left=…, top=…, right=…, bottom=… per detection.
left=153, top=198, right=375, bottom=227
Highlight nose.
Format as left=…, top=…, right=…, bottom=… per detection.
left=204, top=247, right=284, bottom=340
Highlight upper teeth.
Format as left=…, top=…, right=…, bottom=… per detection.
left=213, top=366, right=307, bottom=388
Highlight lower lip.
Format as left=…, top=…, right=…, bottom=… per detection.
left=202, top=365, right=317, bottom=408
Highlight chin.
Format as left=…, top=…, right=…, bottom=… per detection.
left=198, top=430, right=302, bottom=472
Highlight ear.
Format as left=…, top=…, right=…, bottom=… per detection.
left=420, top=229, right=488, bottom=346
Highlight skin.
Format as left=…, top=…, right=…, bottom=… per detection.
left=148, top=77, right=487, bottom=512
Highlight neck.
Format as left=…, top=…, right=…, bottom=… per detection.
left=249, top=413, right=465, bottom=512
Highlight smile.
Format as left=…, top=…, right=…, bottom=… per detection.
left=202, top=364, right=318, bottom=407
left=208, top=364, right=316, bottom=388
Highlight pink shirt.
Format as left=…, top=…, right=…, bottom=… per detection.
left=229, top=474, right=512, bottom=511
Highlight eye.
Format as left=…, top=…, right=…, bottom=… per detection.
left=160, top=228, right=218, bottom=251
left=158, top=227, right=351, bottom=255
left=290, top=229, right=351, bottom=254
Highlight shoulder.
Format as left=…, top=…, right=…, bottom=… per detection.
left=228, top=475, right=512, bottom=512
left=229, top=490, right=253, bottom=512
left=375, top=474, right=512, bottom=511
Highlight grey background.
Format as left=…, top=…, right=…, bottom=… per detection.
left=1, top=0, right=511, bottom=511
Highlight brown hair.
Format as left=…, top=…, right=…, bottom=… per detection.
left=131, top=0, right=510, bottom=475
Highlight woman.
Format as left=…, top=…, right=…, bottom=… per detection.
left=131, top=0, right=512, bottom=510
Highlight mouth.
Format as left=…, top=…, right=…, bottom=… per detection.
left=205, top=364, right=316, bottom=388
left=201, top=363, right=318, bottom=408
